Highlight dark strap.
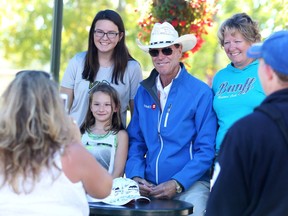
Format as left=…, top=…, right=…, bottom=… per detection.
left=255, top=104, right=288, bottom=144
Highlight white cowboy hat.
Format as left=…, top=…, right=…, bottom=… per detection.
left=137, top=22, right=197, bottom=52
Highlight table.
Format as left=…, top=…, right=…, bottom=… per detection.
left=89, top=199, right=193, bottom=216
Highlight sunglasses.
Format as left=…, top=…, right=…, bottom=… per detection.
left=149, top=47, right=173, bottom=57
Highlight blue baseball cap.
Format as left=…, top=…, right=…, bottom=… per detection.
left=247, top=30, right=288, bottom=75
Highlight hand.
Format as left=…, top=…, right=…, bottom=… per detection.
left=149, top=180, right=177, bottom=199
left=132, top=177, right=155, bottom=197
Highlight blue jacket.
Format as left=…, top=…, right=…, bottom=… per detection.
left=125, top=63, right=217, bottom=190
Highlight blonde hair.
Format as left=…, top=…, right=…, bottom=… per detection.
left=0, top=70, right=74, bottom=194
left=218, top=13, right=261, bottom=47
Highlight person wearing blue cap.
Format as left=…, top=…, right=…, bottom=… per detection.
left=205, top=30, right=288, bottom=216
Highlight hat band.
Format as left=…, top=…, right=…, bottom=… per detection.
left=150, top=41, right=174, bottom=45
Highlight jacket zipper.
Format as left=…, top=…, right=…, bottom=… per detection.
left=155, top=104, right=172, bottom=183
left=164, top=104, right=172, bottom=127
left=156, top=111, right=162, bottom=184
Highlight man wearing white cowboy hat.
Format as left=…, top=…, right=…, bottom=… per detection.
left=125, top=22, right=217, bottom=216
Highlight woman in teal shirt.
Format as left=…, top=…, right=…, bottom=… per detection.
left=212, top=13, right=265, bottom=153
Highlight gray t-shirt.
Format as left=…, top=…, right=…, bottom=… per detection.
left=61, top=51, right=143, bottom=127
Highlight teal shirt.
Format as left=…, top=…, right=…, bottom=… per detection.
left=212, top=60, right=265, bottom=152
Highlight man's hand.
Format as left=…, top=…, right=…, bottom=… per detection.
left=132, top=177, right=155, bottom=197
left=149, top=180, right=177, bottom=199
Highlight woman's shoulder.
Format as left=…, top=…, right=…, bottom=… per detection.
left=126, top=60, right=142, bottom=79
left=127, top=59, right=141, bottom=67
left=211, top=64, right=233, bottom=86
left=63, top=142, right=86, bottom=161
left=61, top=142, right=113, bottom=198
left=214, top=64, right=231, bottom=76
left=73, top=51, right=87, bottom=60
left=71, top=51, right=87, bottom=62
left=61, top=142, right=87, bottom=182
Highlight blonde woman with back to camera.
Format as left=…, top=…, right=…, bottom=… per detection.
left=0, top=70, right=112, bottom=216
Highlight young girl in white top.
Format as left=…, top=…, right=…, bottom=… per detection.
left=80, top=82, right=128, bottom=179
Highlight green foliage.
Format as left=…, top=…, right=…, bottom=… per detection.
left=0, top=0, right=53, bottom=68
left=136, top=0, right=216, bottom=58
left=188, top=0, right=288, bottom=83
left=0, top=0, right=287, bottom=84
left=117, top=1, right=153, bottom=74
left=150, top=0, right=214, bottom=35
left=0, top=0, right=115, bottom=77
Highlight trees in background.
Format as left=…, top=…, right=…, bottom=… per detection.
left=0, top=0, right=287, bottom=82
left=189, top=0, right=288, bottom=82
left=0, top=0, right=115, bottom=79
